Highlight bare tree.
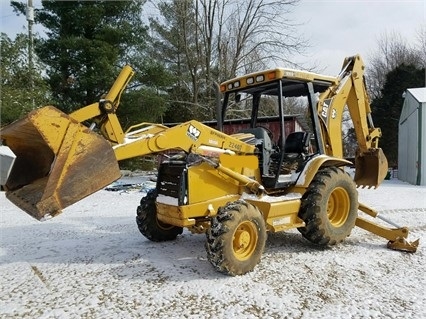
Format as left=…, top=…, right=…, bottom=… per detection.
left=148, top=0, right=306, bottom=121
left=416, top=25, right=426, bottom=67
left=214, top=0, right=305, bottom=79
left=366, top=31, right=424, bottom=99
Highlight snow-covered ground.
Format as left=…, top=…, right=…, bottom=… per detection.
left=0, top=177, right=425, bottom=319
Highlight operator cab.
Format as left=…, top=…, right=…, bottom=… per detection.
left=219, top=68, right=337, bottom=189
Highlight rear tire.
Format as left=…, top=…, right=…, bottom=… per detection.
left=297, top=167, right=358, bottom=245
left=205, top=200, right=266, bottom=276
left=136, top=189, right=183, bottom=242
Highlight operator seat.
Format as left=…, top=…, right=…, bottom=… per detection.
left=268, top=131, right=311, bottom=185
left=283, top=131, right=311, bottom=158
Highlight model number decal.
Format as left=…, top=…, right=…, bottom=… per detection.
left=229, top=142, right=242, bottom=151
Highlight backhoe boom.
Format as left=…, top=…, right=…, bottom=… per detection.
left=316, top=55, right=388, bottom=187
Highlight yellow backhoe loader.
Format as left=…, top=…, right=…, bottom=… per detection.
left=0, top=55, right=418, bottom=275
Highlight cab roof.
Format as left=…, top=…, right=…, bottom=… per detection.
left=220, top=68, right=338, bottom=97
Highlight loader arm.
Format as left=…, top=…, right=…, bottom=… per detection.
left=0, top=64, right=261, bottom=220
left=69, top=65, right=135, bottom=144
left=316, top=55, right=388, bottom=187
left=0, top=65, right=135, bottom=220
left=112, top=120, right=255, bottom=160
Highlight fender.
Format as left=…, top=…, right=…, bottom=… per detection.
left=295, top=154, right=352, bottom=188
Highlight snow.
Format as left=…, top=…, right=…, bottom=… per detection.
left=1, top=177, right=425, bottom=319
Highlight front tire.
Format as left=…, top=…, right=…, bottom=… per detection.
left=136, top=189, right=183, bottom=242
left=298, top=166, right=358, bottom=245
left=205, top=200, right=267, bottom=276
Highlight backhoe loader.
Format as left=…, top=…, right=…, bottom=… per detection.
left=0, top=55, right=418, bottom=275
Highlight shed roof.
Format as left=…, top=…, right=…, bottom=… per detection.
left=407, top=87, right=426, bottom=103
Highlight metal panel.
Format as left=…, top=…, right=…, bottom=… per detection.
left=399, top=88, right=426, bottom=185
left=419, top=95, right=426, bottom=185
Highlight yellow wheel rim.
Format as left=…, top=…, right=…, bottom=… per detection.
left=233, top=221, right=258, bottom=261
left=327, top=187, right=350, bottom=227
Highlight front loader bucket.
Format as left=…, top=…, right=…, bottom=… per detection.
left=354, top=148, right=388, bottom=188
left=1, top=106, right=121, bottom=220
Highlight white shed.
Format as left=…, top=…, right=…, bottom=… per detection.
left=398, top=87, right=426, bottom=185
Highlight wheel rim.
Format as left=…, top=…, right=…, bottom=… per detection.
left=327, top=186, right=350, bottom=227
left=232, top=221, right=258, bottom=261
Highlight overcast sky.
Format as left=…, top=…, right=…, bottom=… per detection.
left=1, top=0, right=424, bottom=75
left=291, top=0, right=425, bottom=74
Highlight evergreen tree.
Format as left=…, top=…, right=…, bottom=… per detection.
left=0, top=33, right=50, bottom=126
left=11, top=0, right=172, bottom=127
left=36, top=1, right=146, bottom=112
left=33, top=0, right=148, bottom=111
left=371, top=64, right=425, bottom=166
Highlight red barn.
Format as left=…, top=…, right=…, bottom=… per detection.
left=202, top=115, right=308, bottom=144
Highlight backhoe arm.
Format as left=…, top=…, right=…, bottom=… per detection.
left=317, top=55, right=381, bottom=156
left=316, top=55, right=388, bottom=188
